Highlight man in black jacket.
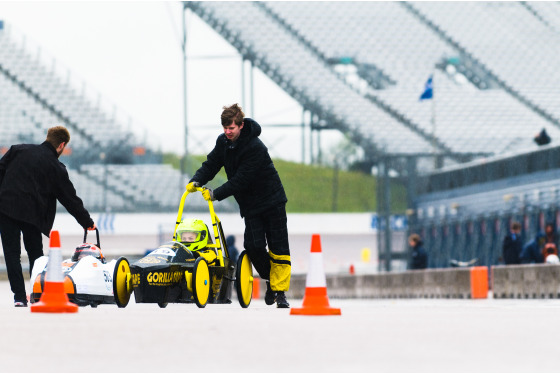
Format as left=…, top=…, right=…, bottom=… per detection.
left=502, top=221, right=522, bottom=265
left=0, top=126, right=95, bottom=307
left=408, top=233, right=428, bottom=270
left=187, top=104, right=290, bottom=308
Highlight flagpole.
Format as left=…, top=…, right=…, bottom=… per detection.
left=431, top=72, right=437, bottom=169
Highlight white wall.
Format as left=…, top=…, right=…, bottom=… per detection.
left=52, top=212, right=377, bottom=236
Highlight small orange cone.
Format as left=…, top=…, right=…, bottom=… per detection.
left=31, top=230, right=78, bottom=313
left=252, top=277, right=261, bottom=299
left=291, top=234, right=341, bottom=316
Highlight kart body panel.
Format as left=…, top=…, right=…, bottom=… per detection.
left=130, top=241, right=236, bottom=305
left=29, top=255, right=117, bottom=307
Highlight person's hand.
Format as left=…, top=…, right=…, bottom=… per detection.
left=87, top=224, right=96, bottom=231
left=186, top=181, right=200, bottom=193
left=202, top=188, right=215, bottom=201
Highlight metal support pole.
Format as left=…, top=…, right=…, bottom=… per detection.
left=383, top=157, right=392, bottom=272
left=376, top=160, right=383, bottom=272
left=317, top=127, right=322, bottom=164
left=309, top=114, right=314, bottom=164
left=241, top=59, right=245, bottom=109
left=431, top=72, right=438, bottom=169
left=181, top=5, right=188, bottom=177
left=249, top=60, right=254, bottom=117
left=301, top=109, right=306, bottom=164
left=406, top=156, right=417, bottom=268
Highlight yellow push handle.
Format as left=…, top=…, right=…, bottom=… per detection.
left=173, top=186, right=224, bottom=267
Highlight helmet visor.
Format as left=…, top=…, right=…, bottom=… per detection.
left=180, top=230, right=201, bottom=243
left=71, top=247, right=102, bottom=262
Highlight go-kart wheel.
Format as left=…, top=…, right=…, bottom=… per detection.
left=113, top=257, right=132, bottom=308
left=236, top=250, right=253, bottom=308
left=192, top=257, right=210, bottom=308
left=158, top=302, right=168, bottom=308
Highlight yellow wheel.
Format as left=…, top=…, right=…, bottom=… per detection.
left=193, top=257, right=210, bottom=308
left=236, top=250, right=253, bottom=308
left=113, top=257, right=132, bottom=308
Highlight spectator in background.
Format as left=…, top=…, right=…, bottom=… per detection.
left=543, top=243, right=559, bottom=264
left=502, top=221, right=522, bottom=265
left=534, top=128, right=551, bottom=146
left=226, top=235, right=239, bottom=265
left=520, top=223, right=559, bottom=264
left=408, top=233, right=428, bottom=270
left=520, top=232, right=545, bottom=264
left=543, top=222, right=559, bottom=249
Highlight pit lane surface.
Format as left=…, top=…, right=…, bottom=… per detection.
left=0, top=281, right=558, bottom=373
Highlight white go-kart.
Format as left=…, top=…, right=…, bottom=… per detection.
left=29, top=229, right=126, bottom=308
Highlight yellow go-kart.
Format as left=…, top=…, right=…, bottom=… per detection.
left=113, top=187, right=254, bottom=308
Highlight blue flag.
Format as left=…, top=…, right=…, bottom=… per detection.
left=419, top=75, right=433, bottom=100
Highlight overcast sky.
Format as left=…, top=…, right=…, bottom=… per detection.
left=0, top=1, right=342, bottom=162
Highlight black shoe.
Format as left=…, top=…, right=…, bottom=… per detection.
left=14, top=301, right=28, bottom=308
left=264, top=281, right=276, bottom=305
left=276, top=291, right=290, bottom=308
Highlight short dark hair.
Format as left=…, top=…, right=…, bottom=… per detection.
left=221, top=103, right=244, bottom=127
left=46, top=126, right=70, bottom=148
left=511, top=221, right=521, bottom=231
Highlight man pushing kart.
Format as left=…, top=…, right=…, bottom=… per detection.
left=187, top=103, right=290, bottom=308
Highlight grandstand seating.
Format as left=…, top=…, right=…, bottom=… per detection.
left=261, top=1, right=560, bottom=157
left=73, top=163, right=219, bottom=212
left=3, top=2, right=560, bottom=216
left=188, top=1, right=438, bottom=158
left=0, top=28, right=127, bottom=150
left=0, top=24, right=237, bottom=213
left=524, top=2, right=560, bottom=34
left=409, top=2, right=560, bottom=126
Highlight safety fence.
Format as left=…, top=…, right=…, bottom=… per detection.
left=408, top=205, right=560, bottom=269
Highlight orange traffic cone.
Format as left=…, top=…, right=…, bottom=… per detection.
left=290, top=234, right=341, bottom=316
left=31, top=230, right=78, bottom=313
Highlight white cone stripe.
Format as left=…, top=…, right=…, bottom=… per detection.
left=305, top=252, right=327, bottom=288
left=46, top=248, right=63, bottom=282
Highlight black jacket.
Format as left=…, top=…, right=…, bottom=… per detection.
left=0, top=142, right=93, bottom=236
left=410, top=241, right=428, bottom=270
left=191, top=118, right=287, bottom=218
left=502, top=233, right=522, bottom=265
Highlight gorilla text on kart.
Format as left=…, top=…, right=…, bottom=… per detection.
left=113, top=186, right=254, bottom=308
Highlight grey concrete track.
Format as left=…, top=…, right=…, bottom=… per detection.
left=0, top=281, right=559, bottom=373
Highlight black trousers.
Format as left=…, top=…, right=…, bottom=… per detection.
left=243, top=204, right=290, bottom=284
left=0, top=213, right=43, bottom=302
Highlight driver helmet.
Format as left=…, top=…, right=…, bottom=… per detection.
left=71, top=243, right=104, bottom=262
left=175, top=219, right=208, bottom=252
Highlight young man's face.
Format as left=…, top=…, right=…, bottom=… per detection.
left=223, top=120, right=244, bottom=142
left=181, top=232, right=198, bottom=242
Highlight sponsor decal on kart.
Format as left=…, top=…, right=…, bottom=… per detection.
left=103, top=270, right=112, bottom=291
left=150, top=248, right=176, bottom=257
left=132, top=273, right=141, bottom=287
left=147, top=271, right=182, bottom=286
left=138, top=256, right=166, bottom=264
